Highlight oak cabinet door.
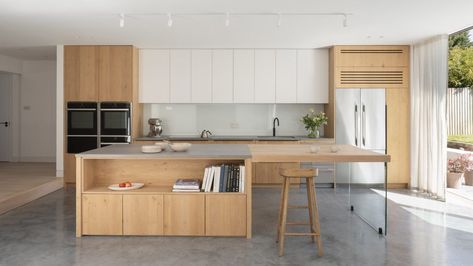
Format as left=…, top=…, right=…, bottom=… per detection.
left=164, top=194, right=204, bottom=236
left=254, top=162, right=300, bottom=184
left=123, top=195, right=164, bottom=235
left=205, top=194, right=247, bottom=236
left=98, top=46, right=133, bottom=102
left=82, top=194, right=122, bottom=235
left=139, top=49, right=170, bottom=103
left=64, top=45, right=99, bottom=101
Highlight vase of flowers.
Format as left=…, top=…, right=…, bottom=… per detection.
left=462, top=154, right=473, bottom=186
left=447, top=154, right=471, bottom=189
left=301, top=109, right=328, bottom=138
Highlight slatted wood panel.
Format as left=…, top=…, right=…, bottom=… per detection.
left=335, top=67, right=408, bottom=88
left=447, top=88, right=473, bottom=135
left=334, top=45, right=409, bottom=67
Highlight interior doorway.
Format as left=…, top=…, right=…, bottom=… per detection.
left=0, top=72, right=14, bottom=162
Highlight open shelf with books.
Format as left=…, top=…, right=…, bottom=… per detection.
left=76, top=156, right=252, bottom=238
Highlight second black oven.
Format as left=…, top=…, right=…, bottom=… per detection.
left=100, top=102, right=131, bottom=137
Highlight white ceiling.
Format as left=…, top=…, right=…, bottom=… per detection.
left=1, top=0, right=473, bottom=60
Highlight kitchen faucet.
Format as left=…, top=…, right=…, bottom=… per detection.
left=272, top=117, right=280, bottom=137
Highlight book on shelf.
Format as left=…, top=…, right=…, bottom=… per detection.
left=201, top=164, right=245, bottom=193
left=172, top=178, right=201, bottom=192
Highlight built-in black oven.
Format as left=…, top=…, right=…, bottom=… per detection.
left=100, top=102, right=131, bottom=136
left=67, top=102, right=99, bottom=153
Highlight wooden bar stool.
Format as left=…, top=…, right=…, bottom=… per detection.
left=276, top=168, right=323, bottom=257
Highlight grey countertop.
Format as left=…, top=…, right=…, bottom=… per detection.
left=135, top=135, right=334, bottom=142
left=76, top=143, right=252, bottom=159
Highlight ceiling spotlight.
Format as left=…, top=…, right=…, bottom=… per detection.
left=119, top=13, right=125, bottom=28
left=167, top=13, right=173, bottom=27
left=343, top=15, right=348, bottom=27
left=277, top=13, right=281, bottom=27
left=225, top=12, right=230, bottom=27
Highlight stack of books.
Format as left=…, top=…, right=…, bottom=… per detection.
left=172, top=179, right=201, bottom=192
left=201, top=164, right=245, bottom=192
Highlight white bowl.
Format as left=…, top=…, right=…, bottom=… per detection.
left=141, top=145, right=162, bottom=153
left=330, top=145, right=341, bottom=153
left=310, top=145, right=320, bottom=153
left=154, top=142, right=169, bottom=150
left=169, top=143, right=192, bottom=152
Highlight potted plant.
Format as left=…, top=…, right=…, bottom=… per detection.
left=301, top=109, right=328, bottom=138
left=463, top=154, right=473, bottom=186
left=447, top=154, right=470, bottom=188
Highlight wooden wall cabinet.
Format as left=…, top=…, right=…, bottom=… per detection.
left=98, top=46, right=133, bottom=101
left=82, top=194, right=123, bottom=235
left=164, top=194, right=205, bottom=236
left=326, top=45, right=410, bottom=187
left=123, top=195, right=164, bottom=235
left=64, top=46, right=99, bottom=101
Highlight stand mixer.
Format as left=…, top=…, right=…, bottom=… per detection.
left=147, top=118, right=163, bottom=137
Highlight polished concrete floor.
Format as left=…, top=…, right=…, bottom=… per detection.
left=0, top=186, right=473, bottom=265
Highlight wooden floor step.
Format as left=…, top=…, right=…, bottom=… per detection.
left=286, top=221, right=310, bottom=225
left=285, top=232, right=320, bottom=236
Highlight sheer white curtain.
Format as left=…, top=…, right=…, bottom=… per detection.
left=411, top=35, right=448, bottom=200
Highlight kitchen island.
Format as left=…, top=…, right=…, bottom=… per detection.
left=76, top=143, right=390, bottom=238
left=75, top=144, right=253, bottom=238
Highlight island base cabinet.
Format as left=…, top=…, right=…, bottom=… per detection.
left=123, top=195, right=164, bottom=235
left=82, top=194, right=122, bottom=235
left=205, top=194, right=247, bottom=236
left=254, top=163, right=300, bottom=184
left=164, top=194, right=205, bottom=236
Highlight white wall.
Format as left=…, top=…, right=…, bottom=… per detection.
left=142, top=103, right=325, bottom=137
left=19, top=60, right=56, bottom=162
left=0, top=54, right=22, bottom=74
left=56, top=45, right=64, bottom=177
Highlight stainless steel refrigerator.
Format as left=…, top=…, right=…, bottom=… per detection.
left=335, top=88, right=386, bottom=184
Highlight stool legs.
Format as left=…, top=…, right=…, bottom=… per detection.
left=306, top=177, right=316, bottom=243
left=308, top=177, right=323, bottom=256
left=276, top=178, right=286, bottom=243
left=278, top=178, right=290, bottom=256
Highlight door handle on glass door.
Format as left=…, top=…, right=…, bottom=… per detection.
left=0, top=122, right=8, bottom=127
left=354, top=105, right=358, bottom=146
left=362, top=104, right=366, bottom=146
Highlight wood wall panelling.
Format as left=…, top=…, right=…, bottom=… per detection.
left=333, top=45, right=409, bottom=67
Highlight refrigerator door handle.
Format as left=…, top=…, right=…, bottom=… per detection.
left=362, top=104, right=366, bottom=146
left=354, top=104, right=358, bottom=146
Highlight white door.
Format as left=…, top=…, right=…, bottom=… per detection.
left=212, top=49, right=234, bottom=103
left=254, top=49, right=276, bottom=103
left=170, top=50, right=191, bottom=103
left=297, top=49, right=329, bottom=103
left=233, top=49, right=255, bottom=103
left=275, top=50, right=297, bottom=103
left=139, top=49, right=170, bottom=103
left=191, top=50, right=212, bottom=103
left=0, top=74, right=12, bottom=161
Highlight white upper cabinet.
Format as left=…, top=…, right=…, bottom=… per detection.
left=233, top=49, right=255, bottom=103
left=170, top=50, right=191, bottom=103
left=297, top=49, right=329, bottom=103
left=191, top=50, right=212, bottom=103
left=254, top=50, right=276, bottom=103
left=212, top=50, right=234, bottom=103
left=276, top=50, right=297, bottom=103
left=139, top=49, right=170, bottom=103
